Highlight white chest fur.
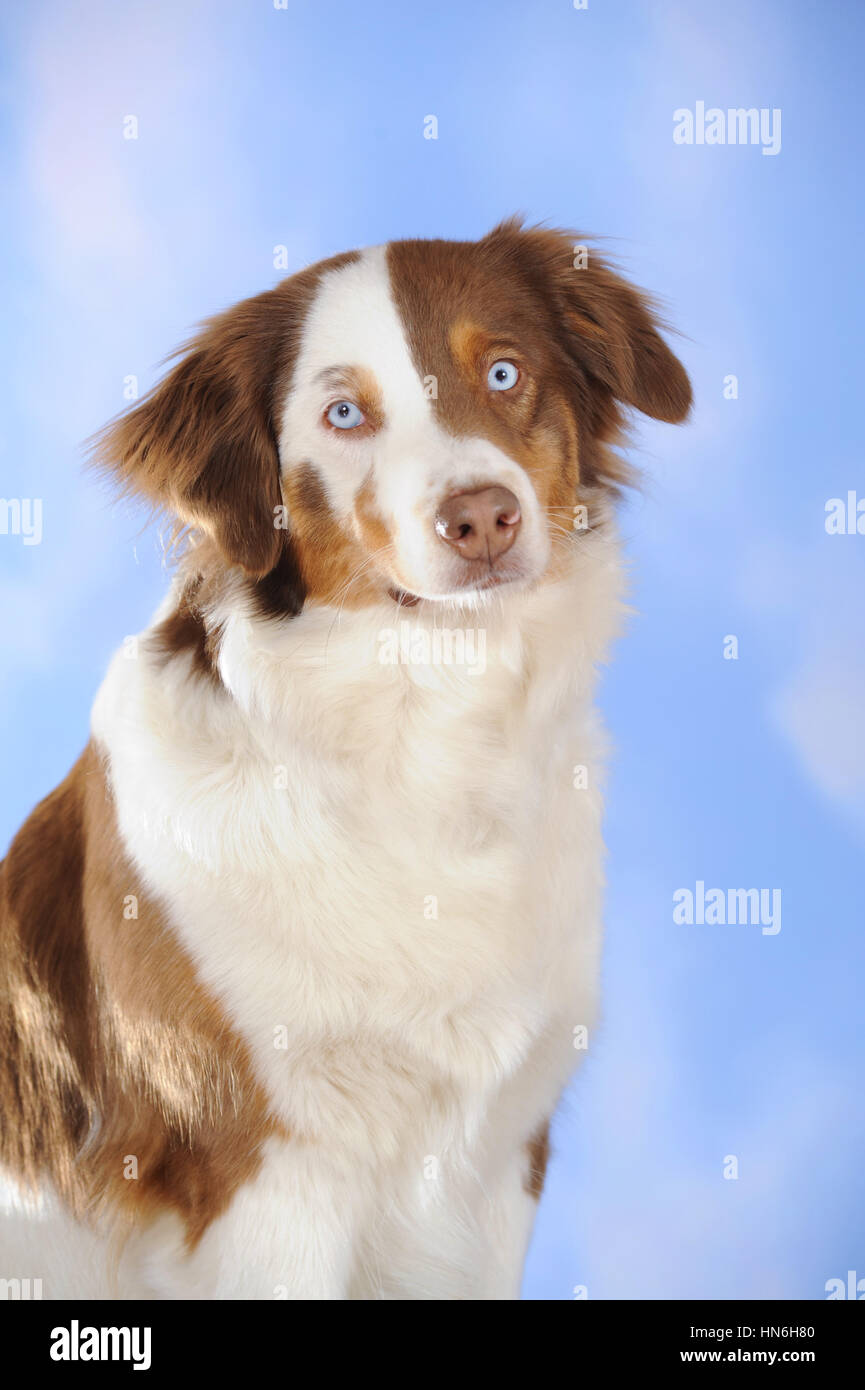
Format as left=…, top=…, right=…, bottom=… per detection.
left=92, top=539, right=622, bottom=1169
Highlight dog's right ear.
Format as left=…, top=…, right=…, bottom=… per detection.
left=92, top=286, right=300, bottom=578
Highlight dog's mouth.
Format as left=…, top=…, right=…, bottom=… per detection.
left=387, top=586, right=421, bottom=608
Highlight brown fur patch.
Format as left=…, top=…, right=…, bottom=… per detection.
left=0, top=745, right=280, bottom=1248
left=91, top=251, right=358, bottom=580
left=387, top=221, right=691, bottom=525
left=318, top=365, right=385, bottom=435
left=279, top=464, right=384, bottom=607
left=149, top=576, right=223, bottom=686
left=524, top=1120, right=551, bottom=1200
left=386, top=242, right=583, bottom=566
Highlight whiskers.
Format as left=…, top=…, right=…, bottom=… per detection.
left=322, top=543, right=396, bottom=663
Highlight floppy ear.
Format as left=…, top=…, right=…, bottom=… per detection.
left=93, top=288, right=292, bottom=577
left=487, top=221, right=692, bottom=425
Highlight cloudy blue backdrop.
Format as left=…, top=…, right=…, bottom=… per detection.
left=1, top=0, right=862, bottom=1299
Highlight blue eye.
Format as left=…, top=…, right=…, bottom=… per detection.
left=327, top=400, right=365, bottom=429
left=487, top=360, right=519, bottom=391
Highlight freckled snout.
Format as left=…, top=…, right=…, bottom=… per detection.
left=434, top=486, right=521, bottom=563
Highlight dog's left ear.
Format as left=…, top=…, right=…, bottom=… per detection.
left=485, top=220, right=692, bottom=425
left=92, top=287, right=296, bottom=577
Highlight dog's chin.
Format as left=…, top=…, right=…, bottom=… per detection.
left=386, top=567, right=535, bottom=610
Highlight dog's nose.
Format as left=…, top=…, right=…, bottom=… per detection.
left=435, top=486, right=521, bottom=562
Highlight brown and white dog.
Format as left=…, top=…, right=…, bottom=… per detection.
left=0, top=220, right=690, bottom=1299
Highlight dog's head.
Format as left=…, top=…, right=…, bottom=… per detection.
left=95, top=220, right=691, bottom=613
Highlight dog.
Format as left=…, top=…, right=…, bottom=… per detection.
left=0, top=219, right=691, bottom=1299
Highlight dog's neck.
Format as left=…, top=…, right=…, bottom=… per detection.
left=191, top=525, right=625, bottom=762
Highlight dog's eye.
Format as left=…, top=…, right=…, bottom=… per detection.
left=326, top=400, right=365, bottom=430
left=487, top=360, right=519, bottom=392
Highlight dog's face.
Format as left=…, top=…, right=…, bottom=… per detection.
left=96, top=221, right=691, bottom=613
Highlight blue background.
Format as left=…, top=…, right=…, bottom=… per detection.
left=1, top=0, right=862, bottom=1299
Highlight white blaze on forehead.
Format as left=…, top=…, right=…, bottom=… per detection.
left=278, top=244, right=436, bottom=520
